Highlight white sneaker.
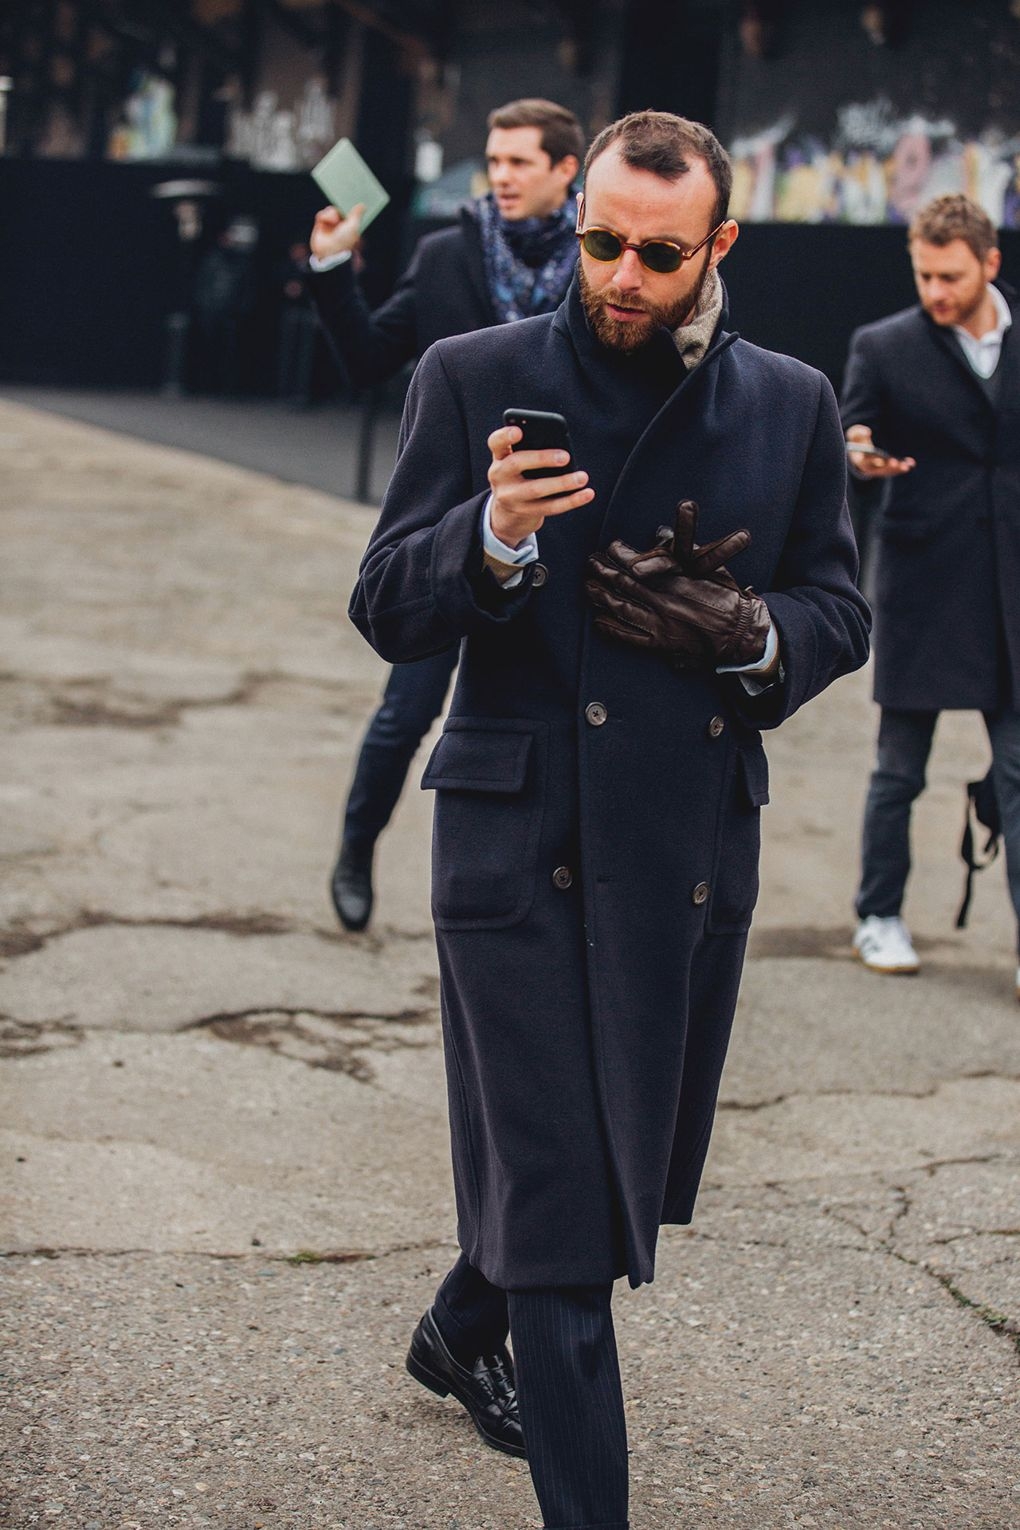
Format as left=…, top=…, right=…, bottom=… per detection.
left=853, top=915, right=920, bottom=974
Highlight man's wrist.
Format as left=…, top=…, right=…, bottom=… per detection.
left=489, top=508, right=537, bottom=551
left=481, top=496, right=539, bottom=589
left=309, top=249, right=354, bottom=272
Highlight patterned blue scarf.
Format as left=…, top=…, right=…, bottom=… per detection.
left=476, top=192, right=578, bottom=324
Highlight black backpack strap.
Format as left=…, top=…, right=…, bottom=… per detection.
left=956, top=772, right=1001, bottom=929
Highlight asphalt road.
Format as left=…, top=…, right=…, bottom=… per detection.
left=2, top=397, right=1018, bottom=1529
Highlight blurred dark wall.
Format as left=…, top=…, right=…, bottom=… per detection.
left=2, top=158, right=1018, bottom=393
left=0, top=159, right=330, bottom=390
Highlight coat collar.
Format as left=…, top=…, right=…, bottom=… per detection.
left=920, top=279, right=1017, bottom=410
left=458, top=203, right=498, bottom=325
left=552, top=271, right=737, bottom=394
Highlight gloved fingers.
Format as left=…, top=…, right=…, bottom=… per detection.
left=592, top=614, right=659, bottom=649
left=587, top=551, right=672, bottom=598
left=670, top=499, right=700, bottom=563
left=586, top=581, right=661, bottom=643
left=585, top=568, right=659, bottom=619
left=589, top=539, right=644, bottom=575
left=687, top=527, right=752, bottom=578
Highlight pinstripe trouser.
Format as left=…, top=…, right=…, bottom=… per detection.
left=436, top=1256, right=629, bottom=1530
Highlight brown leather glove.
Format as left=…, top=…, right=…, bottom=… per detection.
left=585, top=499, right=772, bottom=669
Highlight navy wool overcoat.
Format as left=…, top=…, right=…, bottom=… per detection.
left=351, top=278, right=870, bottom=1289
left=841, top=287, right=1020, bottom=712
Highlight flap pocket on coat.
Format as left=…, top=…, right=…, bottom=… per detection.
left=422, top=726, right=532, bottom=795
left=739, top=746, right=770, bottom=807
left=421, top=721, right=545, bottom=931
left=706, top=745, right=767, bottom=935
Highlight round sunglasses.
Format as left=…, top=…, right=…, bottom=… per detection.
left=576, top=218, right=726, bottom=274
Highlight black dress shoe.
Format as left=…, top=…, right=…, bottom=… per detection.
left=330, top=841, right=374, bottom=932
left=405, top=1308, right=526, bottom=1459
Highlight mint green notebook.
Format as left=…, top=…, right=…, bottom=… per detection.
left=311, top=138, right=390, bottom=230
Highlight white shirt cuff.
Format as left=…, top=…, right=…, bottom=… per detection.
left=481, top=495, right=539, bottom=588
left=309, top=250, right=353, bottom=273
left=717, top=621, right=782, bottom=693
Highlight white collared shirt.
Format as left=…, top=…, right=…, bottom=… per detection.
left=953, top=284, right=1012, bottom=379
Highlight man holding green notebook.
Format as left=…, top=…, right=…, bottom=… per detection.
left=307, top=98, right=583, bottom=933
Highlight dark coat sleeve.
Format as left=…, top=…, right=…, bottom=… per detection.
left=306, top=252, right=420, bottom=388
left=349, top=344, right=534, bottom=661
left=838, top=323, right=889, bottom=552
left=839, top=325, right=884, bottom=437
left=728, top=373, right=871, bottom=729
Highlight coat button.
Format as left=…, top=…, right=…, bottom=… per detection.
left=552, top=866, right=573, bottom=890
left=708, top=715, right=725, bottom=738
left=585, top=702, right=608, bottom=726
left=531, top=563, right=548, bottom=587
left=692, top=881, right=710, bottom=906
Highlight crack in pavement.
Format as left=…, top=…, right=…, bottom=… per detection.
left=188, top=1005, right=438, bottom=1083
left=2, top=667, right=359, bottom=731
left=815, top=1177, right=1020, bottom=1365
left=0, top=1014, right=83, bottom=1058
left=0, top=909, right=439, bottom=962
left=0, top=1237, right=455, bottom=1265
left=717, top=1077, right=1020, bottom=1112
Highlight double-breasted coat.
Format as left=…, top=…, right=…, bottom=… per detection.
left=840, top=287, right=1020, bottom=712
left=351, top=278, right=871, bottom=1290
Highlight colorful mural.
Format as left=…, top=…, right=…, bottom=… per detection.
left=728, top=99, right=1020, bottom=227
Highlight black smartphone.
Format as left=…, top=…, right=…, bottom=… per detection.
left=845, top=439, right=892, bottom=460
left=503, top=408, right=574, bottom=480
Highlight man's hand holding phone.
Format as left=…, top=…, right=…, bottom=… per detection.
left=487, top=412, right=594, bottom=547
left=846, top=424, right=916, bottom=478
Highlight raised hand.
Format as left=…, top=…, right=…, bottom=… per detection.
left=310, top=202, right=367, bottom=262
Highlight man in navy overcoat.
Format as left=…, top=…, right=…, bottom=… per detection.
left=309, top=99, right=583, bottom=932
left=351, top=111, right=870, bottom=1530
left=843, top=194, right=1020, bottom=983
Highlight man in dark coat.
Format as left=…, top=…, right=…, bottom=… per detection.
left=842, top=194, right=1020, bottom=984
left=308, top=99, right=583, bottom=932
left=351, top=112, right=870, bottom=1529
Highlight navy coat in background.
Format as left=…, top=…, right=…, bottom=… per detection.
left=307, top=206, right=494, bottom=388
left=351, top=276, right=870, bottom=1290
left=840, top=286, right=1020, bottom=712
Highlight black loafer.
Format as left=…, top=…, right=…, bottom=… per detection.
left=330, top=842, right=374, bottom=932
left=406, top=1307, right=526, bottom=1459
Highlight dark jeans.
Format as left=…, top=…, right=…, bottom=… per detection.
left=434, top=1255, right=629, bottom=1530
left=342, top=649, right=458, bottom=852
left=856, top=706, right=1020, bottom=944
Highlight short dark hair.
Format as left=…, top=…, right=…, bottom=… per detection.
left=909, top=193, right=998, bottom=263
left=584, top=110, right=732, bottom=226
left=486, top=98, right=584, bottom=168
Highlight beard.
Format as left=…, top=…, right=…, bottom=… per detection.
left=923, top=280, right=985, bottom=328
left=579, top=255, right=712, bottom=353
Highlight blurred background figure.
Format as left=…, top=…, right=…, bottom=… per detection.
left=307, top=98, right=583, bottom=933
left=843, top=194, right=1020, bottom=991
left=276, top=239, right=318, bottom=406
left=190, top=215, right=260, bottom=395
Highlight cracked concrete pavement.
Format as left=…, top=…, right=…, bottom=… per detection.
left=2, top=397, right=1018, bottom=1529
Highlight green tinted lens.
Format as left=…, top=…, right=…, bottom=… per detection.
left=582, top=228, right=624, bottom=262
left=638, top=241, right=684, bottom=273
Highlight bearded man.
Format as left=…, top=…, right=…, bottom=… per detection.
left=350, top=110, right=870, bottom=1530
left=309, top=98, right=583, bottom=932
left=843, top=194, right=1020, bottom=987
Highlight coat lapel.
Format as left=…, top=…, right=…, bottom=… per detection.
left=922, top=283, right=1016, bottom=416
left=460, top=207, right=498, bottom=326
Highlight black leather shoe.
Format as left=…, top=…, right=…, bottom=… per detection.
left=330, top=841, right=374, bottom=932
left=405, top=1307, right=526, bottom=1459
